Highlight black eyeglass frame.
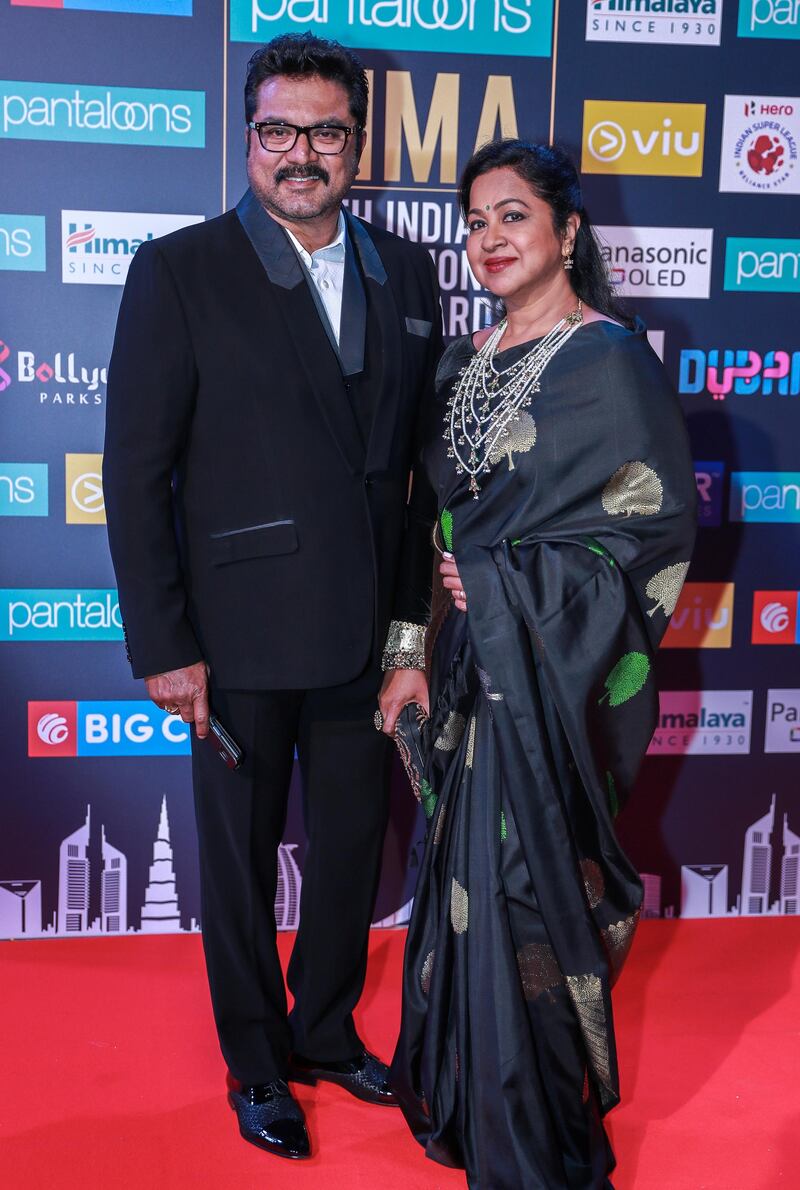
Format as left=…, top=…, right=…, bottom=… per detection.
left=247, top=121, right=362, bottom=154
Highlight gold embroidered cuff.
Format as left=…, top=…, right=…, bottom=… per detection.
left=381, top=620, right=426, bottom=671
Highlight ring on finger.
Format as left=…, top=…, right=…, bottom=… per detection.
left=457, top=590, right=466, bottom=601
left=165, top=705, right=180, bottom=715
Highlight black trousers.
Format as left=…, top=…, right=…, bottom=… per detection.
left=190, top=658, right=391, bottom=1085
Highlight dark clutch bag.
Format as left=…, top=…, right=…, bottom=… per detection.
left=393, top=702, right=431, bottom=808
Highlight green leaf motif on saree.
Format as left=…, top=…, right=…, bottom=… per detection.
left=488, top=411, right=537, bottom=471
left=598, top=651, right=650, bottom=708
left=500, top=809, right=508, bottom=842
left=421, top=778, right=438, bottom=820
left=583, top=536, right=616, bottom=567
left=440, top=507, right=454, bottom=552
left=606, top=771, right=619, bottom=818
left=645, top=561, right=691, bottom=618
left=601, top=460, right=663, bottom=518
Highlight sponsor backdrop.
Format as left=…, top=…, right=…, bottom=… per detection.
left=0, top=0, right=797, bottom=942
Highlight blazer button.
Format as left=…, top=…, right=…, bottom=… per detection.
left=364, top=477, right=373, bottom=488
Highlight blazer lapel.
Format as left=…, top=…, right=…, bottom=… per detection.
left=236, top=190, right=364, bottom=475
left=346, top=211, right=404, bottom=473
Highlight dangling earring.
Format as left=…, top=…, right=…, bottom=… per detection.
left=562, top=248, right=574, bottom=271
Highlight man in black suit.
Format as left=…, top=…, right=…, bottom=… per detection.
left=103, top=33, right=440, bottom=1160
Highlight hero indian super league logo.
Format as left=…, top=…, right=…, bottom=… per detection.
left=230, top=0, right=554, bottom=56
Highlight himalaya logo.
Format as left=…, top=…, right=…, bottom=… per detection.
left=61, top=210, right=203, bottom=286
left=586, top=0, right=722, bottom=44
left=591, top=1, right=718, bottom=10
left=648, top=691, right=753, bottom=756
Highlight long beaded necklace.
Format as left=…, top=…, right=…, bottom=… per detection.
left=446, top=300, right=583, bottom=498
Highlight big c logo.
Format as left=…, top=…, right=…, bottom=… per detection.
left=0, top=81, right=205, bottom=148
left=28, top=701, right=191, bottom=757
left=724, top=238, right=800, bottom=292
left=662, top=582, right=735, bottom=649
left=582, top=100, right=706, bottom=177
left=752, top=591, right=800, bottom=643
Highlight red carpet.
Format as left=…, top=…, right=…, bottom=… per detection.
left=1, top=921, right=797, bottom=1189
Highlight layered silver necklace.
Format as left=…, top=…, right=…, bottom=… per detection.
left=446, top=300, right=583, bottom=497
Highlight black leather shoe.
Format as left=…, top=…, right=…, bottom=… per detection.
left=289, top=1049, right=398, bottom=1106
left=228, top=1078, right=311, bottom=1159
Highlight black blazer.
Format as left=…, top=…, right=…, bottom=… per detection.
left=103, top=192, right=442, bottom=689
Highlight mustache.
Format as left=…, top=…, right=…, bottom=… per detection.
left=274, top=164, right=330, bottom=185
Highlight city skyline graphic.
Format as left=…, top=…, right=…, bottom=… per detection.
left=4, top=793, right=797, bottom=937
left=681, top=794, right=800, bottom=918
left=1, top=798, right=321, bottom=938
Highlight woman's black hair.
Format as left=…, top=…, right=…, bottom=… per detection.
left=459, top=138, right=634, bottom=329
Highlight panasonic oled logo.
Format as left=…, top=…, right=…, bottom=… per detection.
left=0, top=81, right=205, bottom=147
left=595, top=226, right=713, bottom=298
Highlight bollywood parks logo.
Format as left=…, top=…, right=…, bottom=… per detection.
left=0, top=338, right=106, bottom=406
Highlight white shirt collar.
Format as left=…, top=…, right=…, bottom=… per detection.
left=285, top=210, right=346, bottom=268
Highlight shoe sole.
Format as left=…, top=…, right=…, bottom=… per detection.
left=288, top=1068, right=399, bottom=1107
left=227, top=1092, right=312, bottom=1159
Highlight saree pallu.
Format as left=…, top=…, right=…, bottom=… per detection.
left=390, top=321, right=697, bottom=1189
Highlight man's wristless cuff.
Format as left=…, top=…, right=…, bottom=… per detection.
left=381, top=620, right=426, bottom=671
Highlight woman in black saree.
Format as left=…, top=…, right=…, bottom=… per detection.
left=380, top=140, right=697, bottom=1188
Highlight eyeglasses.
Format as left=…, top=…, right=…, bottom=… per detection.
left=247, top=121, right=360, bottom=155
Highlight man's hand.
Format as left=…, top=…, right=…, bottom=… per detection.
left=145, top=661, right=210, bottom=739
left=440, top=552, right=467, bottom=613
left=378, top=668, right=429, bottom=737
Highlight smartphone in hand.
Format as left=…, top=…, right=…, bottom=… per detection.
left=206, top=713, right=244, bottom=770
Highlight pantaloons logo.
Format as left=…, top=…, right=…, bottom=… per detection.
left=586, top=0, right=723, bottom=45
left=738, top=0, right=800, bottom=39
left=61, top=210, right=203, bottom=285
left=27, top=701, right=191, bottom=758
left=662, top=582, right=734, bottom=648
left=0, top=590, right=122, bottom=641
left=752, top=591, right=800, bottom=644
left=0, top=81, right=205, bottom=147
left=679, top=348, right=800, bottom=398
left=0, top=214, right=45, bottom=272
left=724, top=237, right=800, bottom=292
left=595, top=226, right=713, bottom=298
left=764, top=690, right=800, bottom=753
left=719, top=95, right=799, bottom=193
left=11, top=0, right=191, bottom=10
left=730, top=473, right=800, bottom=523
left=65, top=454, right=105, bottom=523
left=647, top=690, right=753, bottom=755
left=230, top=0, right=555, bottom=56
left=582, top=100, right=706, bottom=176
left=0, top=463, right=48, bottom=517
